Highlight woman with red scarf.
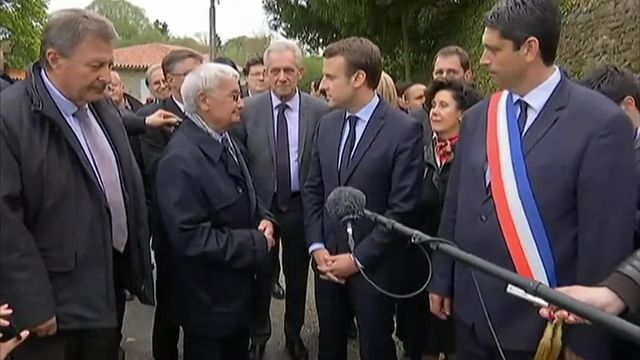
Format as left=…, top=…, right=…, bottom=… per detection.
left=397, top=77, right=483, bottom=360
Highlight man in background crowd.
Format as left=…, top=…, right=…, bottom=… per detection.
left=243, top=56, right=268, bottom=97
left=402, top=82, right=428, bottom=112
left=144, top=63, right=170, bottom=103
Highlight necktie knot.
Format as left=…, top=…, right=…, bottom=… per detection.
left=74, top=106, right=90, bottom=121
left=346, top=115, right=358, bottom=128
left=276, top=102, right=289, bottom=113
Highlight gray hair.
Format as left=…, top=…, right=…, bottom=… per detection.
left=40, top=9, right=118, bottom=68
left=181, top=63, right=240, bottom=114
left=263, top=40, right=303, bottom=68
left=145, top=64, right=163, bottom=86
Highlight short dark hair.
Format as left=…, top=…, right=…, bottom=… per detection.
left=161, top=49, right=203, bottom=77
left=425, top=78, right=484, bottom=112
left=323, top=37, right=382, bottom=89
left=581, top=65, right=640, bottom=111
left=213, top=56, right=239, bottom=72
left=243, top=56, right=263, bottom=76
left=484, top=0, right=561, bottom=66
left=434, top=46, right=471, bottom=72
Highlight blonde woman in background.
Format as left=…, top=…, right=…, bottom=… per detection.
left=377, top=71, right=399, bottom=108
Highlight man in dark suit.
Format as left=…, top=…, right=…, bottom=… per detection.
left=155, top=62, right=275, bottom=360
left=580, top=65, right=640, bottom=249
left=136, top=48, right=203, bottom=360
left=0, top=9, right=154, bottom=360
left=234, top=40, right=330, bottom=360
left=429, top=1, right=636, bottom=359
left=304, top=37, right=424, bottom=360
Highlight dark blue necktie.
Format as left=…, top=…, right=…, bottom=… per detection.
left=339, top=115, right=358, bottom=183
left=275, top=103, right=291, bottom=211
left=517, top=99, right=529, bottom=135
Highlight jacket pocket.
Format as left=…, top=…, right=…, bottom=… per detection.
left=41, top=251, right=77, bottom=273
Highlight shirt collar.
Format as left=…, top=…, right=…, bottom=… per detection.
left=271, top=90, right=300, bottom=113
left=346, top=94, right=380, bottom=122
left=172, top=95, right=185, bottom=113
left=512, top=66, right=561, bottom=112
left=40, top=68, right=79, bottom=117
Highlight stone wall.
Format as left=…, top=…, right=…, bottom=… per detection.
left=558, top=0, right=640, bottom=78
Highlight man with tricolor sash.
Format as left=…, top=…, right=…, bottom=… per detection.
left=428, top=1, right=637, bottom=359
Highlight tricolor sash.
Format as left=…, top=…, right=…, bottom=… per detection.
left=486, top=90, right=558, bottom=287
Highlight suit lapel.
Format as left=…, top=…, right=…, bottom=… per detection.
left=522, top=77, right=569, bottom=156
left=232, top=138, right=258, bottom=218
left=328, top=113, right=344, bottom=187
left=298, top=93, right=310, bottom=167
left=343, top=101, right=387, bottom=184
left=262, top=93, right=277, bottom=172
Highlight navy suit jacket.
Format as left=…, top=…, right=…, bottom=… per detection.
left=430, top=77, right=636, bottom=357
left=155, top=119, right=272, bottom=338
left=303, top=99, right=424, bottom=286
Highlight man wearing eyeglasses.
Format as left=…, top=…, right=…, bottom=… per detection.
left=137, top=48, right=203, bottom=360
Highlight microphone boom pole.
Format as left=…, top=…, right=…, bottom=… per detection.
left=361, top=208, right=640, bottom=345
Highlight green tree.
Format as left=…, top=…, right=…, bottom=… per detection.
left=153, top=19, right=169, bottom=37
left=87, top=0, right=167, bottom=46
left=0, top=0, right=49, bottom=68
left=219, top=35, right=271, bottom=68
left=263, top=0, right=477, bottom=82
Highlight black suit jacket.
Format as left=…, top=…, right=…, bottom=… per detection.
left=155, top=119, right=272, bottom=337
left=233, top=91, right=330, bottom=209
left=0, top=63, right=154, bottom=331
left=303, top=98, right=424, bottom=286
left=430, top=77, right=636, bottom=357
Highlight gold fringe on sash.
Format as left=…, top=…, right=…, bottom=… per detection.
left=534, top=318, right=564, bottom=360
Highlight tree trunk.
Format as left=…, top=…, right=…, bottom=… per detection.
left=401, top=11, right=411, bottom=82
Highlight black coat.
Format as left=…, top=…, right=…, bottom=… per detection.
left=0, top=63, right=154, bottom=331
left=155, top=119, right=273, bottom=337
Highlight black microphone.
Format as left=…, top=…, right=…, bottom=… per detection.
left=325, top=186, right=640, bottom=345
left=326, top=186, right=365, bottom=251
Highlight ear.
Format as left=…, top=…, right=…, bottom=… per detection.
left=621, top=95, right=636, bottom=112
left=522, top=37, right=540, bottom=63
left=46, top=48, right=64, bottom=71
left=197, top=92, right=209, bottom=112
left=352, top=70, right=367, bottom=89
left=464, top=70, right=474, bottom=82
left=298, top=64, right=305, bottom=80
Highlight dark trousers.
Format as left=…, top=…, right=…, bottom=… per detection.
left=11, top=328, right=122, bottom=360
left=250, top=239, right=278, bottom=346
left=250, top=195, right=309, bottom=345
left=456, top=322, right=534, bottom=360
left=315, top=272, right=396, bottom=360
left=152, top=250, right=180, bottom=360
left=183, top=328, right=249, bottom=360
left=13, top=252, right=126, bottom=360
left=395, top=291, right=429, bottom=359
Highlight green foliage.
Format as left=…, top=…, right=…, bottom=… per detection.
left=263, top=0, right=477, bottom=82
left=0, top=0, right=49, bottom=68
left=219, top=35, right=271, bottom=68
left=87, top=0, right=168, bottom=46
left=301, top=56, right=323, bottom=92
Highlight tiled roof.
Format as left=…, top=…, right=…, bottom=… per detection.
left=113, top=43, right=207, bottom=70
left=6, top=68, right=26, bottom=80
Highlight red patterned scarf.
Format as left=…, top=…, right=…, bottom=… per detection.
left=435, top=134, right=459, bottom=166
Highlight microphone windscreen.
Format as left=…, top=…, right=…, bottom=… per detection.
left=326, top=186, right=366, bottom=221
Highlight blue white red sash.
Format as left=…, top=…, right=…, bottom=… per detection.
left=487, top=91, right=558, bottom=287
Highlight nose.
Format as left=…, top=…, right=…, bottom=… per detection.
left=480, top=50, right=490, bottom=67
left=237, top=97, right=245, bottom=110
